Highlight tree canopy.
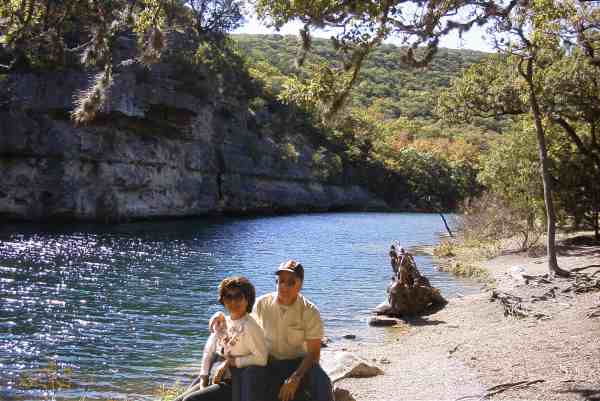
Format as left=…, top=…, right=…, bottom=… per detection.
left=437, top=0, right=600, bottom=270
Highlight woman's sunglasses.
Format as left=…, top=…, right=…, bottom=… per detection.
left=223, top=291, right=244, bottom=301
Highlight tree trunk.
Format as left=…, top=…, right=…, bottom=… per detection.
left=595, top=208, right=599, bottom=241
left=440, top=213, right=454, bottom=237
left=521, top=59, right=569, bottom=277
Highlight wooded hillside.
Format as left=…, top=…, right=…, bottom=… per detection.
left=232, top=34, right=506, bottom=210
left=234, top=34, right=486, bottom=121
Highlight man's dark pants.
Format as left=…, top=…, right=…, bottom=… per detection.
left=266, top=358, right=333, bottom=401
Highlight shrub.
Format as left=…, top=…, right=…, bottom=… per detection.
left=16, top=360, right=73, bottom=399
left=433, top=240, right=455, bottom=257
left=458, top=192, right=543, bottom=251
left=154, top=381, right=186, bottom=401
left=280, top=142, right=300, bottom=162
left=439, top=261, right=491, bottom=282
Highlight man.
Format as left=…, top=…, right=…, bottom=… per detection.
left=210, top=260, right=333, bottom=401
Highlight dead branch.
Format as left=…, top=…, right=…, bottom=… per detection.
left=532, top=312, right=552, bottom=320
left=586, top=304, right=600, bottom=319
left=448, top=343, right=462, bottom=356
left=455, top=379, right=546, bottom=401
left=490, top=290, right=530, bottom=318
left=484, top=379, right=545, bottom=397
left=531, top=287, right=556, bottom=302
left=522, top=274, right=553, bottom=285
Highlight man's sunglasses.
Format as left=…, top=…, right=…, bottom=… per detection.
left=276, top=278, right=298, bottom=287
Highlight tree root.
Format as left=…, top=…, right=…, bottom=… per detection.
left=562, top=274, right=600, bottom=294
left=551, top=267, right=571, bottom=278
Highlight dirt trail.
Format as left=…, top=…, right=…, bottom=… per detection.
left=327, top=236, right=600, bottom=401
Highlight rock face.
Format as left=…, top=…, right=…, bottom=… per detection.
left=0, top=37, right=386, bottom=222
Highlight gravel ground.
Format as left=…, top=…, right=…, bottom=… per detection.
left=326, top=236, right=600, bottom=401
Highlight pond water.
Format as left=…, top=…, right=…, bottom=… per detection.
left=0, top=212, right=480, bottom=400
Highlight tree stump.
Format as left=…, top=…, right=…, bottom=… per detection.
left=386, top=280, right=447, bottom=316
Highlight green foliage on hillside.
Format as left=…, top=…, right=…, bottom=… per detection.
left=234, top=34, right=485, bottom=121
left=234, top=34, right=502, bottom=210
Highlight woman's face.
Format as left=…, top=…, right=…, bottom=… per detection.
left=223, top=287, right=248, bottom=320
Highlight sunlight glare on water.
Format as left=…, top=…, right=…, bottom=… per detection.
left=0, top=213, right=479, bottom=400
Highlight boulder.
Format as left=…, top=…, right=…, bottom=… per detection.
left=325, top=352, right=384, bottom=384
left=333, top=386, right=356, bottom=401
left=368, top=316, right=401, bottom=326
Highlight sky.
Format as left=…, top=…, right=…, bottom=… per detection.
left=235, top=14, right=495, bottom=53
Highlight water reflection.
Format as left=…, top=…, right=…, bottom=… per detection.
left=0, top=213, right=479, bottom=400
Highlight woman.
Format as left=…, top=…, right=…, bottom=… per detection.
left=175, top=276, right=268, bottom=401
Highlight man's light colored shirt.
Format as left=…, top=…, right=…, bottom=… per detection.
left=253, top=292, right=324, bottom=360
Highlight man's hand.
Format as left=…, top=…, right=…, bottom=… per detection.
left=278, top=374, right=301, bottom=401
left=208, top=311, right=225, bottom=332
left=212, top=360, right=228, bottom=385
left=225, top=353, right=237, bottom=368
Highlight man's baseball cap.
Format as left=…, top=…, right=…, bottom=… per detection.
left=275, top=260, right=304, bottom=281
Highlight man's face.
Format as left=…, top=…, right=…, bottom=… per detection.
left=276, top=271, right=302, bottom=306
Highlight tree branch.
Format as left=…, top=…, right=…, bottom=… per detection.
left=552, top=116, right=600, bottom=170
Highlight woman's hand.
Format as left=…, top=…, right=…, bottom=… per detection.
left=278, top=374, right=301, bottom=401
left=189, top=374, right=208, bottom=388
left=211, top=360, right=229, bottom=385
left=208, top=312, right=225, bottom=332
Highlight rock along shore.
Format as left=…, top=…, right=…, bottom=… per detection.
left=326, top=234, right=600, bottom=401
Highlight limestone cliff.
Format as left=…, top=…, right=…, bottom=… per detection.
left=0, top=35, right=386, bottom=222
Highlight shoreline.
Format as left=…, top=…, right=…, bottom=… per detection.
left=329, top=234, right=600, bottom=401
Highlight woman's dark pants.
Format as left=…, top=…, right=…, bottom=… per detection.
left=178, top=366, right=267, bottom=401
